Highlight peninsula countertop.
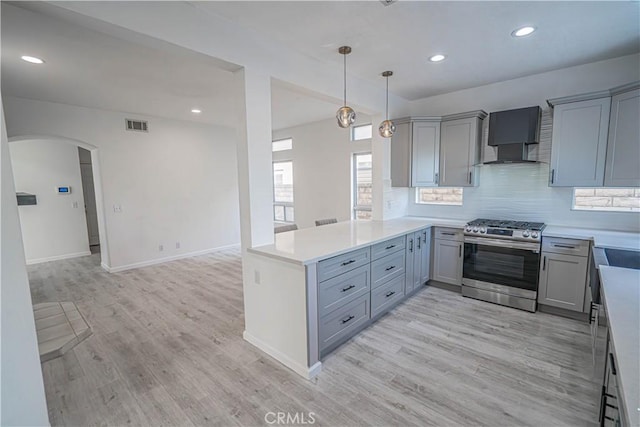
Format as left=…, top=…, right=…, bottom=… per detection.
left=543, top=226, right=640, bottom=250
left=249, top=217, right=466, bottom=265
left=599, top=266, right=640, bottom=427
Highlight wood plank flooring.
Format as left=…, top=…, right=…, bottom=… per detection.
left=28, top=248, right=602, bottom=426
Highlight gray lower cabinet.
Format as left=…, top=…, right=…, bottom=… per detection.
left=371, top=250, right=405, bottom=289
left=432, top=227, right=463, bottom=286
left=419, top=228, right=432, bottom=284
left=371, top=275, right=405, bottom=318
left=318, top=295, right=370, bottom=355
left=405, top=233, right=416, bottom=294
left=318, top=264, right=370, bottom=317
left=537, top=237, right=589, bottom=312
left=406, top=228, right=431, bottom=294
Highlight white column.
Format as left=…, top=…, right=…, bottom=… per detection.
left=234, top=68, right=274, bottom=250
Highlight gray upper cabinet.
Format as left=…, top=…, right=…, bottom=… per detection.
left=390, top=117, right=441, bottom=187
left=439, top=111, right=486, bottom=187
left=548, top=96, right=611, bottom=187
left=411, top=121, right=441, bottom=187
left=604, top=86, right=640, bottom=187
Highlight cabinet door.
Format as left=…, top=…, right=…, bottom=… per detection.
left=604, top=88, right=640, bottom=187
left=420, top=228, right=431, bottom=284
left=538, top=252, right=588, bottom=312
left=439, top=117, right=480, bottom=187
left=405, top=234, right=415, bottom=294
left=412, top=231, right=423, bottom=290
left=411, top=121, right=441, bottom=187
left=433, top=239, right=462, bottom=286
left=549, top=97, right=611, bottom=187
left=390, top=122, right=411, bottom=187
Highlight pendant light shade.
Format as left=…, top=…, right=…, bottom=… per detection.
left=336, top=46, right=356, bottom=128
left=378, top=71, right=396, bottom=138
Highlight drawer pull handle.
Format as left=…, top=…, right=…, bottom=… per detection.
left=385, top=244, right=396, bottom=250
left=409, top=239, right=413, bottom=252
left=341, top=259, right=356, bottom=266
left=542, top=256, right=547, bottom=271
left=341, top=315, right=355, bottom=324
left=341, top=284, right=355, bottom=293
left=385, top=291, right=396, bottom=298
left=609, top=353, right=617, bottom=376
left=441, top=232, right=455, bottom=236
left=553, top=244, right=576, bottom=249
left=385, top=265, right=396, bottom=271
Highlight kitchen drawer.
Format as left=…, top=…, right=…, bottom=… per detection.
left=542, top=237, right=590, bottom=257
left=319, top=295, right=370, bottom=351
left=434, top=227, right=463, bottom=242
left=371, top=275, right=405, bottom=318
left=317, top=247, right=370, bottom=282
left=371, top=251, right=405, bottom=289
left=371, top=236, right=405, bottom=261
left=318, top=265, right=370, bottom=317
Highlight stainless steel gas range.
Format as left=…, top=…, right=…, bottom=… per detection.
left=462, top=218, right=546, bottom=312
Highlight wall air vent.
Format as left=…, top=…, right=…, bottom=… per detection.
left=379, top=0, right=398, bottom=5
left=125, top=119, right=148, bottom=132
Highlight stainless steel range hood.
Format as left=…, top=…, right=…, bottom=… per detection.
left=484, top=106, right=541, bottom=164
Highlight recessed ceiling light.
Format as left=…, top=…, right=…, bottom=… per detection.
left=428, top=54, right=447, bottom=63
left=21, top=55, right=45, bottom=64
left=191, top=109, right=202, bottom=114
left=511, top=26, right=536, bottom=37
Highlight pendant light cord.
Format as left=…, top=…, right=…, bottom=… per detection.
left=385, top=75, right=389, bottom=120
left=343, top=53, right=347, bottom=106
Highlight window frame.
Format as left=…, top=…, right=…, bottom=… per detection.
left=272, top=137, right=293, bottom=152
left=352, top=152, right=373, bottom=220
left=415, top=187, right=464, bottom=206
left=351, top=124, right=373, bottom=141
left=272, top=160, right=295, bottom=223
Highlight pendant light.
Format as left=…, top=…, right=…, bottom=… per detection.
left=379, top=71, right=396, bottom=138
left=336, top=46, right=356, bottom=128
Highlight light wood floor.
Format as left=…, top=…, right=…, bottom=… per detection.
left=29, top=248, right=601, bottom=426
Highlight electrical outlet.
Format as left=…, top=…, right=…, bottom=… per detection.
left=113, top=204, right=122, bottom=213
left=72, top=201, right=79, bottom=209
left=254, top=270, right=260, bottom=284
left=175, top=242, right=180, bottom=249
left=159, top=244, right=164, bottom=252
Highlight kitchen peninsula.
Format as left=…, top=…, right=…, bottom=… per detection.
left=243, top=217, right=465, bottom=378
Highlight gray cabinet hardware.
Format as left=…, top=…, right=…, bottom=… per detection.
left=341, top=315, right=355, bottom=324
left=385, top=265, right=396, bottom=271
left=385, top=244, right=396, bottom=250
left=409, top=238, right=413, bottom=252
left=553, top=244, right=576, bottom=249
left=543, top=256, right=547, bottom=270
left=551, top=169, right=555, bottom=184
left=442, top=232, right=455, bottom=236
left=385, top=291, right=396, bottom=298
left=341, top=259, right=356, bottom=266
left=608, top=353, right=616, bottom=375
left=459, top=244, right=462, bottom=258
left=469, top=171, right=472, bottom=184
left=435, top=172, right=439, bottom=184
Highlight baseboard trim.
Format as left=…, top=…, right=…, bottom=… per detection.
left=428, top=280, right=462, bottom=293
left=26, top=251, right=92, bottom=265
left=243, top=330, right=321, bottom=380
left=106, top=244, right=240, bottom=273
left=538, top=304, right=589, bottom=322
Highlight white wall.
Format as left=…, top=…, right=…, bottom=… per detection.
left=10, top=140, right=90, bottom=263
left=407, top=54, right=640, bottom=231
left=272, top=116, right=371, bottom=229
left=0, top=101, right=50, bottom=425
left=3, top=96, right=241, bottom=271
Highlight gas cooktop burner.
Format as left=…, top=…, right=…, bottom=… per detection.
left=467, top=218, right=545, bottom=231
left=465, top=218, right=546, bottom=242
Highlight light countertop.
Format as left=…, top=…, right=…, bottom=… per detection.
left=249, top=217, right=466, bottom=265
left=543, top=226, right=640, bottom=250
left=599, top=266, right=640, bottom=427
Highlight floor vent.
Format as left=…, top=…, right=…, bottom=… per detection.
left=125, top=119, right=149, bottom=132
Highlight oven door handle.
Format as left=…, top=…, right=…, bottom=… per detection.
left=464, top=236, right=540, bottom=253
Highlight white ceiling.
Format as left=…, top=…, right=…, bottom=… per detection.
left=194, top=1, right=640, bottom=100
left=1, top=1, right=638, bottom=131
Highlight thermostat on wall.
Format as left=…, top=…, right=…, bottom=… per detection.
left=56, top=186, right=71, bottom=194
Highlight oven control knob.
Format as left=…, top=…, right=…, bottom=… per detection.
left=480, top=227, right=486, bottom=234
left=522, top=230, right=530, bottom=237
left=465, top=226, right=472, bottom=232
left=531, top=231, right=539, bottom=239
left=473, top=227, right=479, bottom=233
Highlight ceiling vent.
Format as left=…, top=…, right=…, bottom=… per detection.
left=125, top=119, right=148, bottom=132
left=379, top=0, right=398, bottom=6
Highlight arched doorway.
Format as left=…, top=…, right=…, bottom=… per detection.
left=8, top=135, right=110, bottom=269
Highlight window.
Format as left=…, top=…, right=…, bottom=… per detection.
left=272, top=138, right=293, bottom=152
left=353, top=153, right=372, bottom=219
left=573, top=188, right=640, bottom=212
left=273, top=161, right=294, bottom=222
left=416, top=188, right=463, bottom=205
left=351, top=124, right=372, bottom=141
